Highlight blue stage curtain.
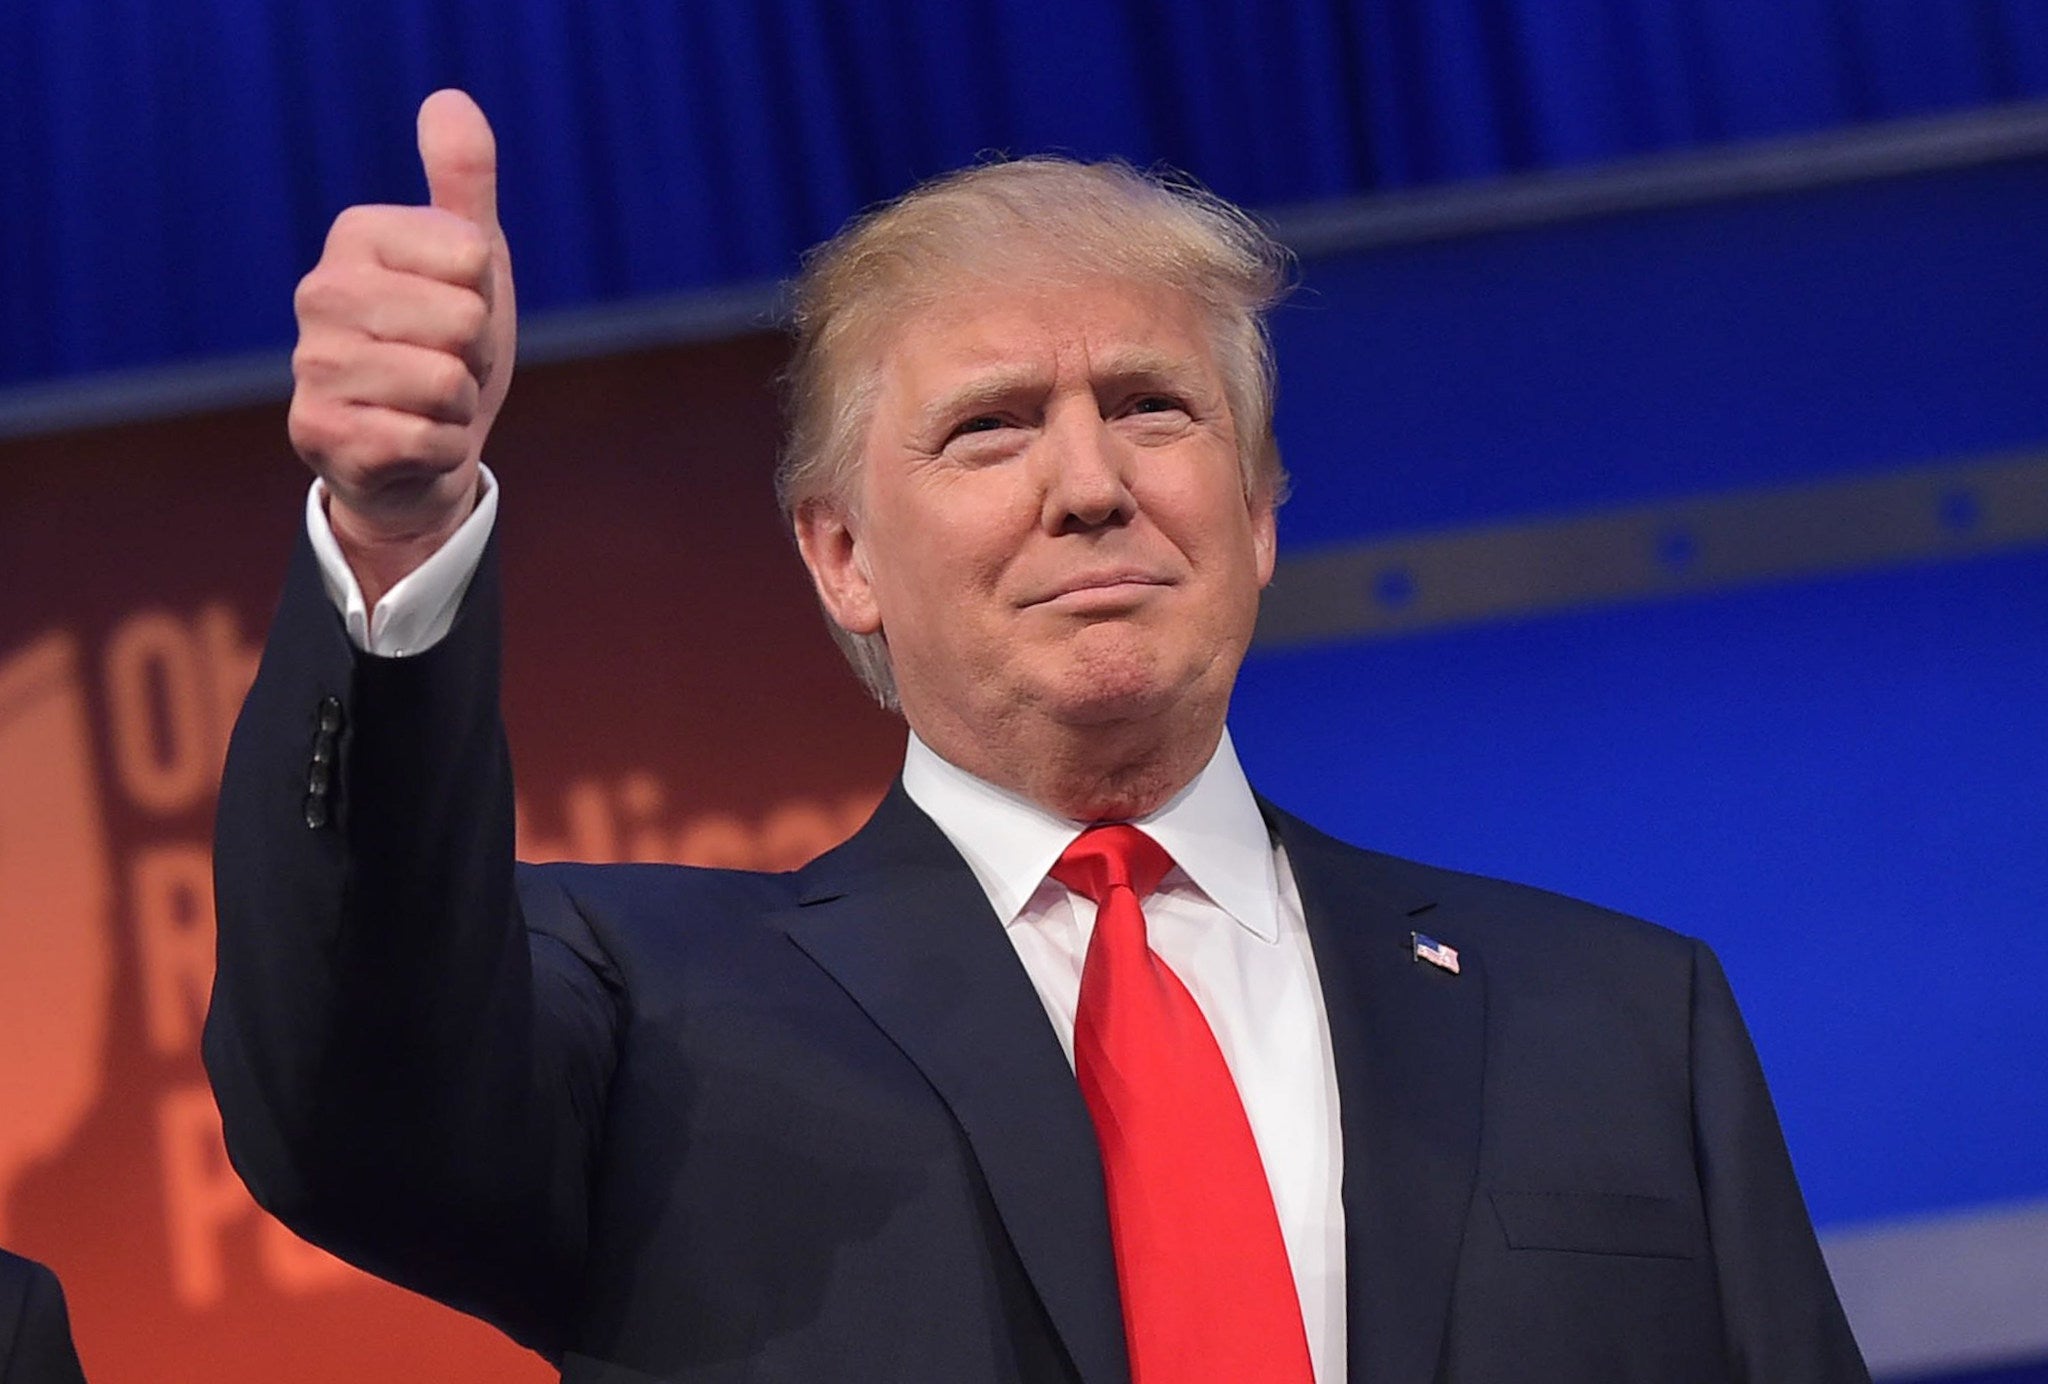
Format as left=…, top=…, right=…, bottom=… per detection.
left=3, top=0, right=2045, bottom=386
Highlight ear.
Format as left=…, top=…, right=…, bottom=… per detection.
left=1250, top=485, right=1278, bottom=590
left=793, top=500, right=883, bottom=636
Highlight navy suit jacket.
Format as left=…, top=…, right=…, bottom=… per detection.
left=0, top=1251, right=87, bottom=1384
left=205, top=532, right=1868, bottom=1383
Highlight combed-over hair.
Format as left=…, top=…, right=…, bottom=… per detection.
left=776, top=156, right=1293, bottom=709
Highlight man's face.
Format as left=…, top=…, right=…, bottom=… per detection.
left=798, top=273, right=1276, bottom=756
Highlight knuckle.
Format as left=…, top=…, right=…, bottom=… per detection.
left=394, top=417, right=432, bottom=463
left=365, top=287, right=421, bottom=341
left=293, top=269, right=345, bottom=323
left=444, top=222, right=491, bottom=281
left=357, top=297, right=393, bottom=342
left=287, top=397, right=341, bottom=458
left=419, top=355, right=471, bottom=416
left=340, top=418, right=409, bottom=474
left=449, top=293, right=490, bottom=346
left=399, top=413, right=458, bottom=464
left=290, top=336, right=341, bottom=384
left=325, top=203, right=381, bottom=249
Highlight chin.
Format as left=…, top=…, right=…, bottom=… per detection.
left=1036, top=649, right=1184, bottom=727
left=1046, top=687, right=1174, bottom=728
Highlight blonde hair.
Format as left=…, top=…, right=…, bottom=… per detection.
left=777, top=157, right=1293, bottom=708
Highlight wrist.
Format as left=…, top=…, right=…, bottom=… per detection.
left=324, top=474, right=482, bottom=612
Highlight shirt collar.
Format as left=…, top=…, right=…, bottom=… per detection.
left=900, top=728, right=1280, bottom=943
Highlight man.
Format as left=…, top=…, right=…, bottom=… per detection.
left=0, top=1250, right=89, bottom=1384
left=206, top=90, right=1869, bottom=1383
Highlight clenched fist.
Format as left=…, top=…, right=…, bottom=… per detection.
left=288, top=89, right=516, bottom=606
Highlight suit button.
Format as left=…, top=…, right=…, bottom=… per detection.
left=305, top=699, right=341, bottom=829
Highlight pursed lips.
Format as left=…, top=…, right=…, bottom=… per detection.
left=1020, top=570, right=1174, bottom=608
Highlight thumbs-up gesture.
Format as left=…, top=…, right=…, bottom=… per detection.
left=288, top=90, right=516, bottom=604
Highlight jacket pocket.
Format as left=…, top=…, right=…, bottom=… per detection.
left=1490, top=1190, right=1698, bottom=1260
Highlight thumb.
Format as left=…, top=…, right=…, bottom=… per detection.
left=416, top=88, right=498, bottom=229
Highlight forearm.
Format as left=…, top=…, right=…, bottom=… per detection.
left=203, top=524, right=585, bottom=1350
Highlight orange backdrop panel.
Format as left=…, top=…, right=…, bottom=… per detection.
left=0, top=332, right=905, bottom=1383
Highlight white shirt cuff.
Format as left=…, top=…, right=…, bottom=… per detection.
left=305, top=465, right=499, bottom=656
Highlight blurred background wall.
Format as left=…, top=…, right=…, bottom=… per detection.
left=2, top=3, right=2044, bottom=1381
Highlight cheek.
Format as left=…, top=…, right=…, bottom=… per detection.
left=863, top=515, right=1006, bottom=649
left=889, top=486, right=1028, bottom=589
left=1164, top=481, right=1260, bottom=567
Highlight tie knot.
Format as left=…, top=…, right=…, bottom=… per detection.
left=1051, top=824, right=1174, bottom=904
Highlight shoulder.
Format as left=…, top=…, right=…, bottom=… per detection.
left=502, top=783, right=959, bottom=978
left=513, top=858, right=805, bottom=962
left=505, top=778, right=937, bottom=935
left=518, top=858, right=802, bottom=914
left=1273, top=806, right=1729, bottom=1116
left=1268, top=803, right=1706, bottom=986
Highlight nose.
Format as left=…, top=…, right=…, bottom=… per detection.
left=1039, top=408, right=1135, bottom=535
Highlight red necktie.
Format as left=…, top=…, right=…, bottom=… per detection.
left=1053, top=825, right=1315, bottom=1384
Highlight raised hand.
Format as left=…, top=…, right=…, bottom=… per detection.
left=287, top=89, right=517, bottom=606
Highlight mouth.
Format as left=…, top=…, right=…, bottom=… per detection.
left=1022, top=572, right=1173, bottom=609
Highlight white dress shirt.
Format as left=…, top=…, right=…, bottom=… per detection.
left=307, top=477, right=1349, bottom=1381
left=306, top=467, right=499, bottom=657
left=902, top=732, right=1347, bottom=1380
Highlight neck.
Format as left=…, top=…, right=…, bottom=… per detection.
left=909, top=706, right=1224, bottom=822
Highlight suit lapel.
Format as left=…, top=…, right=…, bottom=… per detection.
left=781, top=785, right=1129, bottom=1384
left=1270, top=806, right=1487, bottom=1384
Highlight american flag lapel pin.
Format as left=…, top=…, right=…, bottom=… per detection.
left=1410, top=931, right=1461, bottom=975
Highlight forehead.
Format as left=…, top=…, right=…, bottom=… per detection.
left=866, top=272, right=1222, bottom=392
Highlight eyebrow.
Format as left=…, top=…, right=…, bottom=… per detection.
left=1090, top=347, right=1205, bottom=389
left=912, top=348, right=1210, bottom=434
left=914, top=367, right=1048, bottom=435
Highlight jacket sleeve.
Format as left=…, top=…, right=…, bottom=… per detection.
left=203, top=525, right=620, bottom=1359
left=1690, top=941, right=1870, bottom=1383
left=0, top=1252, right=89, bottom=1384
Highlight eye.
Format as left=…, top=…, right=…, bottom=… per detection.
left=1125, top=393, right=1189, bottom=417
left=937, top=412, right=1027, bottom=464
